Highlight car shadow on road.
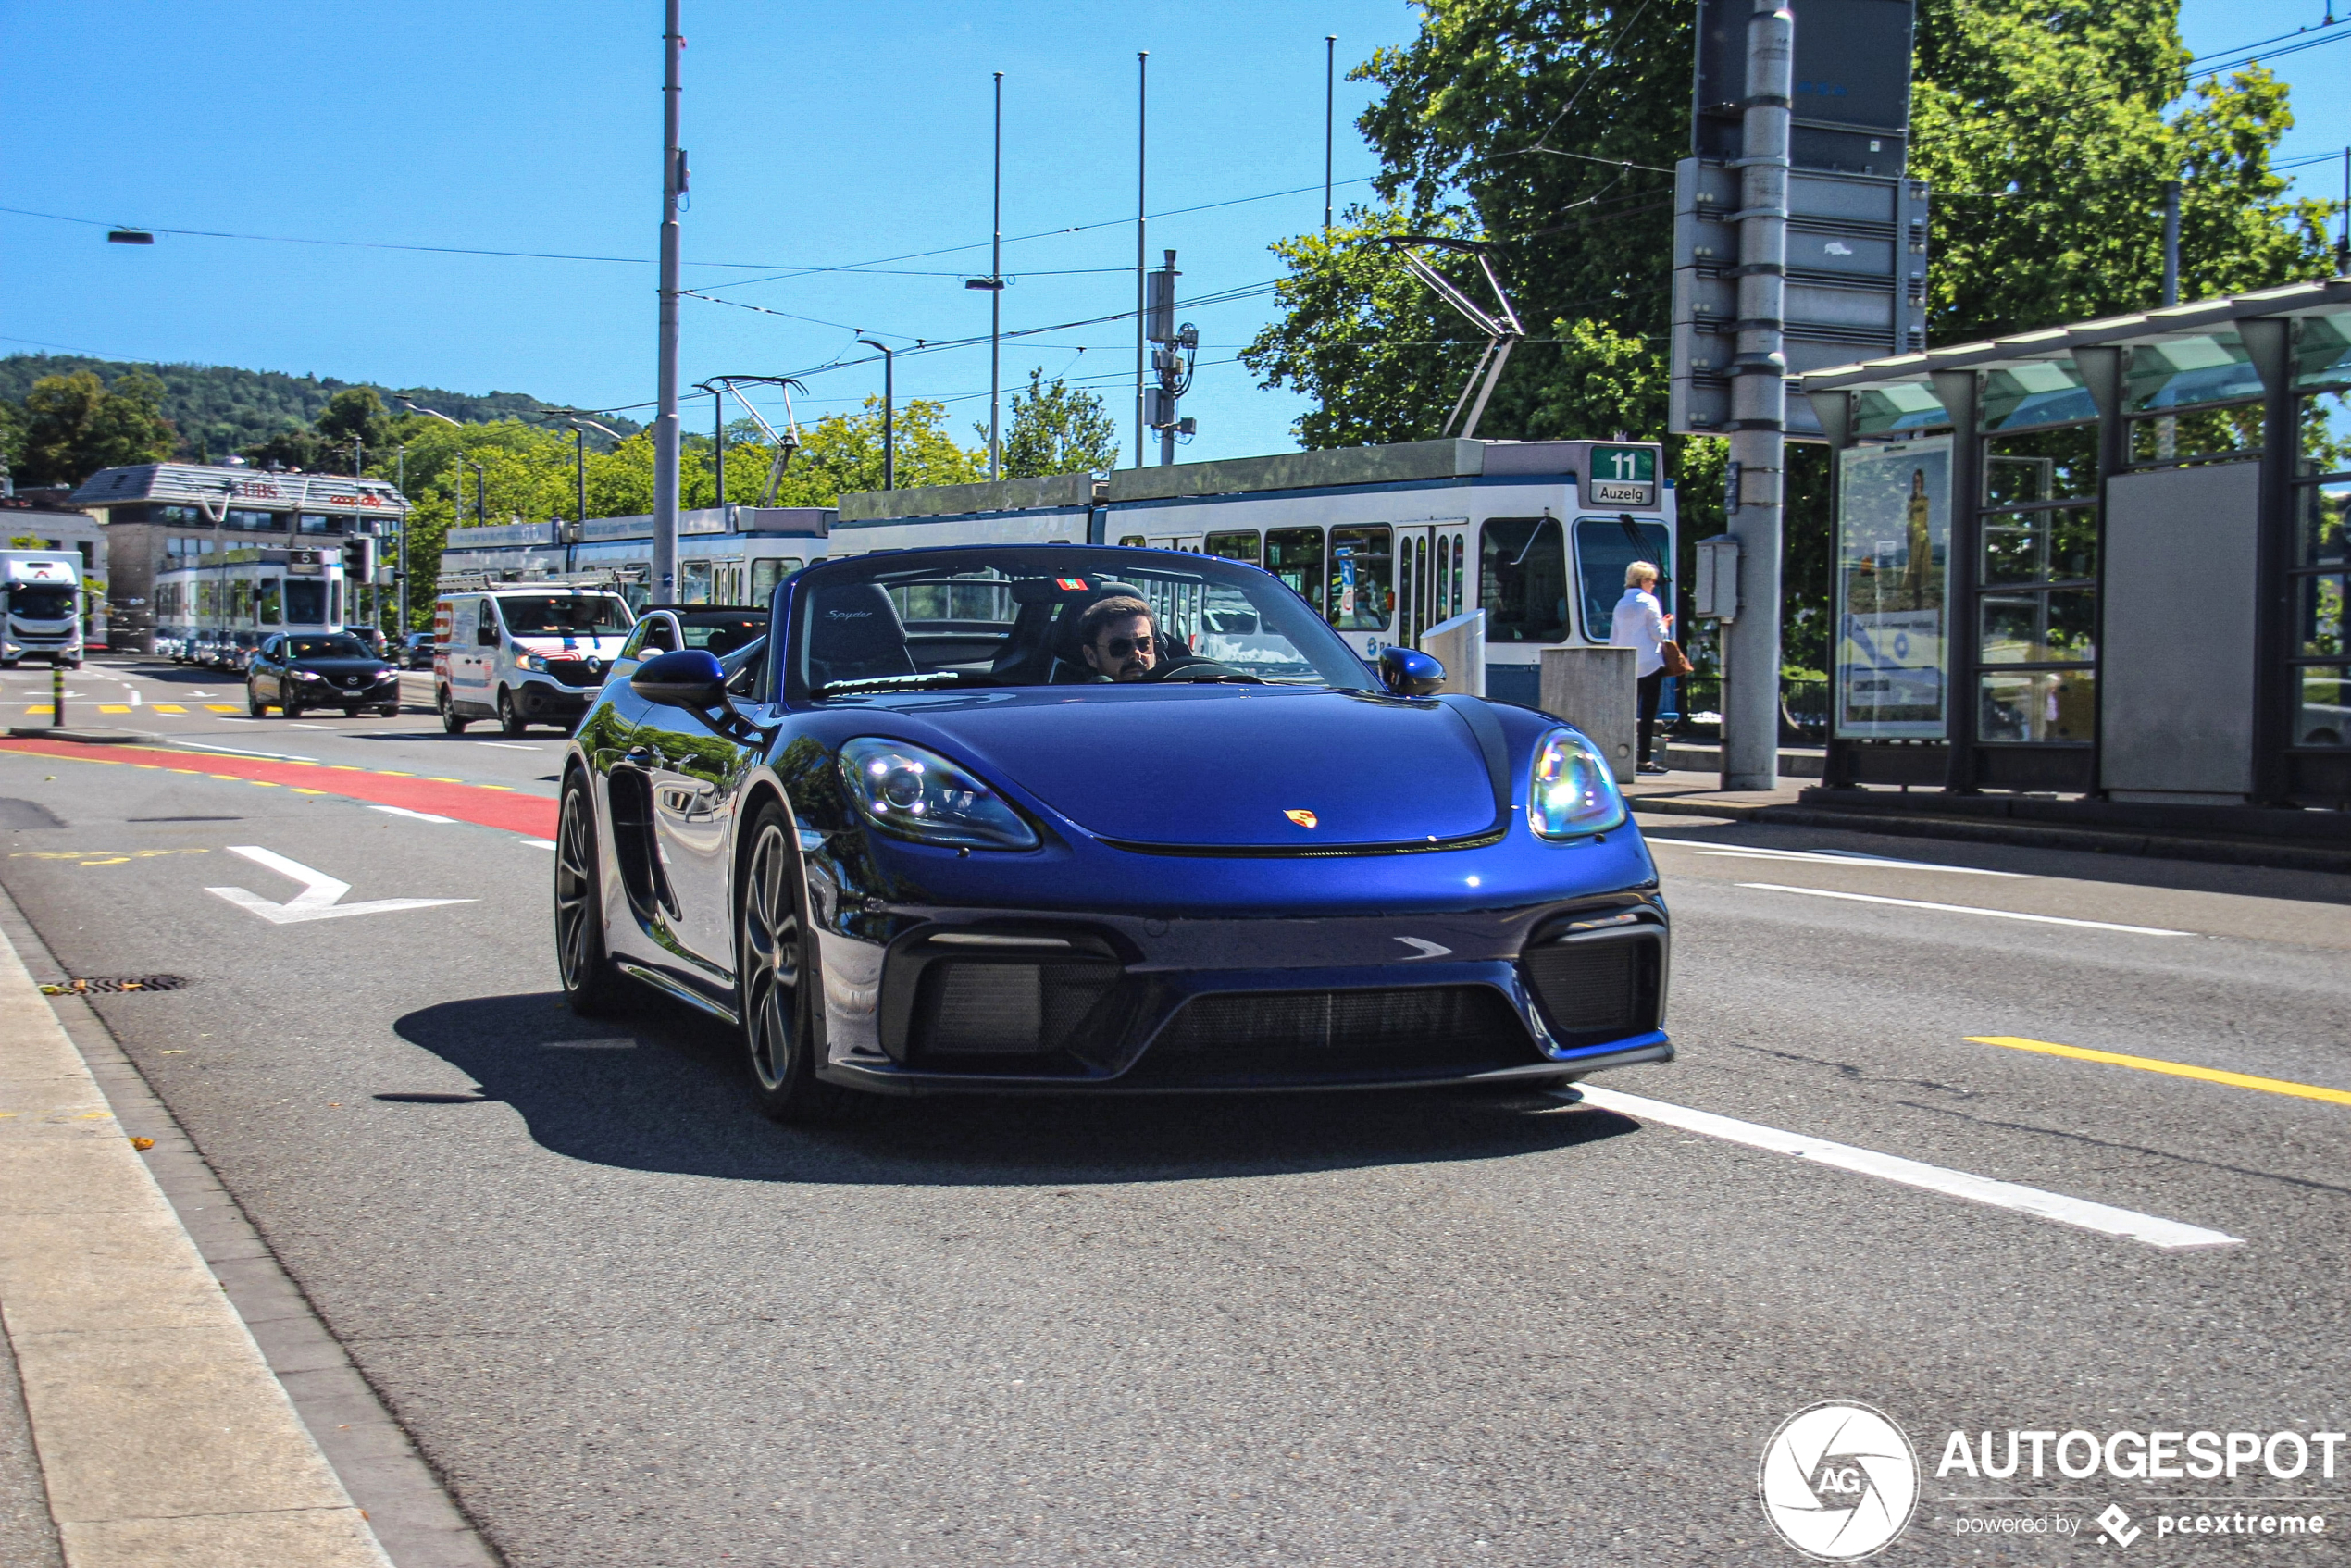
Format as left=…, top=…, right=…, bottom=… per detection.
left=392, top=989, right=1640, bottom=1186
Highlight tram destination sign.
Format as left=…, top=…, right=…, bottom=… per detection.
left=1586, top=444, right=1659, bottom=506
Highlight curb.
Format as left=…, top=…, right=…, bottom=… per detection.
left=1629, top=795, right=2351, bottom=876
left=0, top=914, right=393, bottom=1567
left=4, top=730, right=155, bottom=746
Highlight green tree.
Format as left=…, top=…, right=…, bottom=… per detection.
left=1243, top=0, right=2335, bottom=666
left=14, top=369, right=178, bottom=487
left=985, top=370, right=1122, bottom=479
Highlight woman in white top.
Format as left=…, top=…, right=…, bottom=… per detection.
left=1611, top=560, right=1673, bottom=774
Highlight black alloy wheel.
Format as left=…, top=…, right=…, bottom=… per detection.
left=738, top=803, right=855, bottom=1123
left=440, top=688, right=468, bottom=734
left=498, top=688, right=528, bottom=738
left=554, top=775, right=629, bottom=1016
left=282, top=691, right=303, bottom=719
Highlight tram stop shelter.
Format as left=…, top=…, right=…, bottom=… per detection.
left=1796, top=277, right=2351, bottom=840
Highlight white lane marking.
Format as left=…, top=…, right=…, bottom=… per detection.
left=1646, top=839, right=2025, bottom=877
left=478, top=741, right=541, bottom=751
left=1734, top=882, right=2193, bottom=938
left=282, top=722, right=341, bottom=730
left=205, top=846, right=473, bottom=925
left=1574, top=1085, right=2242, bottom=1251
left=175, top=740, right=320, bottom=763
left=520, top=839, right=557, bottom=850
left=366, top=804, right=455, bottom=824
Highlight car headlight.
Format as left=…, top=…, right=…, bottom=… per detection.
left=292, top=668, right=323, bottom=681
left=519, top=652, right=548, bottom=672
left=372, top=667, right=400, bottom=682
left=1528, top=728, right=1626, bottom=839
left=838, top=738, right=1038, bottom=851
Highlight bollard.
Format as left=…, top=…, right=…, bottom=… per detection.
left=51, top=661, right=63, bottom=729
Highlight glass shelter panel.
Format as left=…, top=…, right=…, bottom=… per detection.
left=1980, top=362, right=2097, bottom=431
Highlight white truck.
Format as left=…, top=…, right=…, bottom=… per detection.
left=432, top=585, right=636, bottom=737
left=0, top=551, right=85, bottom=669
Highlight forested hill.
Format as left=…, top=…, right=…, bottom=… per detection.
left=0, top=355, right=639, bottom=462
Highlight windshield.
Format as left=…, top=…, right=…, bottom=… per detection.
left=1574, top=516, right=1673, bottom=638
left=8, top=585, right=76, bottom=621
left=789, top=546, right=1374, bottom=699
left=496, top=595, right=633, bottom=636
left=287, top=636, right=372, bottom=660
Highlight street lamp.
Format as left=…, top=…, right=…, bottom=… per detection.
left=854, top=341, right=896, bottom=491
left=541, top=414, right=625, bottom=571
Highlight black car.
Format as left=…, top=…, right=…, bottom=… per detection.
left=399, top=631, right=437, bottom=669
left=246, top=632, right=403, bottom=718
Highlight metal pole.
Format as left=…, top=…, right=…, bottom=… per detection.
left=714, top=387, right=726, bottom=507
left=2339, top=147, right=2349, bottom=275
left=1135, top=51, right=1148, bottom=468
left=651, top=0, right=683, bottom=604
left=857, top=341, right=895, bottom=490
left=1722, top=0, right=1792, bottom=792
left=574, top=427, right=589, bottom=573
left=51, top=659, right=63, bottom=729
left=1325, top=35, right=1337, bottom=234
left=989, top=71, right=1004, bottom=482
left=2161, top=179, right=2182, bottom=306
left=395, top=445, right=407, bottom=633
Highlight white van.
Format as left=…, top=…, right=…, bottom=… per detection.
left=0, top=552, right=85, bottom=669
left=432, top=586, right=635, bottom=736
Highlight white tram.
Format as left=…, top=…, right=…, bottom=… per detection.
left=829, top=440, right=1677, bottom=711
left=154, top=547, right=352, bottom=669
left=434, top=505, right=831, bottom=609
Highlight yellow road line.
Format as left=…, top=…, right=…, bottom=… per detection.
left=152, top=704, right=186, bottom=714
left=1968, top=1035, right=2351, bottom=1108
left=23, top=706, right=51, bottom=715
left=98, top=705, right=131, bottom=715
left=205, top=704, right=239, bottom=712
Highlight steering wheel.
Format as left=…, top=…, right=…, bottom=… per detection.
left=1144, top=659, right=1262, bottom=684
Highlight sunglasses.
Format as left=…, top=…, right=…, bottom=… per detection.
left=1101, top=634, right=1154, bottom=656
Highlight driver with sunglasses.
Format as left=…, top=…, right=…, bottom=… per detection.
left=1076, top=595, right=1163, bottom=682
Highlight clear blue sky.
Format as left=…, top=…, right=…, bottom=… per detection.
left=1, top=0, right=2344, bottom=467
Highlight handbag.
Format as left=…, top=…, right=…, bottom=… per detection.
left=1659, top=640, right=1694, bottom=678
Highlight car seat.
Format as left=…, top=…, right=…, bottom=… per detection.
left=1044, top=584, right=1189, bottom=683
left=805, top=582, right=916, bottom=687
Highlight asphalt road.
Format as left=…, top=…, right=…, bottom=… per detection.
left=5, top=655, right=2350, bottom=1566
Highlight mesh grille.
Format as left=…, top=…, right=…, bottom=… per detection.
left=1520, top=933, right=1659, bottom=1047
left=916, top=961, right=1120, bottom=1057
left=1129, top=986, right=1536, bottom=1085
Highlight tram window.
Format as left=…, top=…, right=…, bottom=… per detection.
left=257, top=579, right=283, bottom=627
left=1480, top=518, right=1570, bottom=642
left=1571, top=516, right=1672, bottom=640
left=288, top=579, right=326, bottom=626
left=1118, top=534, right=1147, bottom=548
left=751, top=558, right=784, bottom=607
left=1265, top=528, right=1325, bottom=616
left=1327, top=527, right=1393, bottom=630
left=1204, top=529, right=1261, bottom=565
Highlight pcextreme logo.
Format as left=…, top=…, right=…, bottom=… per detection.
left=1759, top=1401, right=1921, bottom=1561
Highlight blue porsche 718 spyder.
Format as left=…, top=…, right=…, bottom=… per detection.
left=555, top=544, right=1671, bottom=1120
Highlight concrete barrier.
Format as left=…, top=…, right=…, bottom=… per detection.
left=1420, top=610, right=1486, bottom=697
left=1540, top=645, right=1638, bottom=782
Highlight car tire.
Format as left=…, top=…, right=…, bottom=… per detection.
left=247, top=688, right=267, bottom=717
left=554, top=775, right=631, bottom=1018
left=0, top=660, right=16, bottom=671
left=377, top=703, right=399, bottom=718
left=498, top=688, right=528, bottom=738
left=440, top=688, right=468, bottom=734
left=738, top=802, right=858, bottom=1124
left=283, top=695, right=302, bottom=719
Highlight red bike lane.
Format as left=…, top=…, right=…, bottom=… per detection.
left=0, top=736, right=559, bottom=838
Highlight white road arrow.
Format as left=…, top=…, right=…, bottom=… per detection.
left=205, top=845, right=474, bottom=925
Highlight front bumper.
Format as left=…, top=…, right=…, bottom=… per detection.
left=516, top=678, right=595, bottom=717
left=802, top=899, right=1671, bottom=1095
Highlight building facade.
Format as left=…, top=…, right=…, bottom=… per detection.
left=68, top=462, right=410, bottom=653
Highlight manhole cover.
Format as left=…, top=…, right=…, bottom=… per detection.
left=40, top=976, right=190, bottom=995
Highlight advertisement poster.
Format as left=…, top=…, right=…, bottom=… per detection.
left=1836, top=435, right=1952, bottom=739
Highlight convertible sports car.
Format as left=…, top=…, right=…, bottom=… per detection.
left=555, top=544, right=1670, bottom=1120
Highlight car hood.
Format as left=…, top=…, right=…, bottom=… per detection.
left=291, top=658, right=392, bottom=677
left=876, top=685, right=1503, bottom=848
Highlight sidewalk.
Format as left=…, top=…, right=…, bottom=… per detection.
left=1623, top=769, right=2351, bottom=875
left=0, top=917, right=392, bottom=1566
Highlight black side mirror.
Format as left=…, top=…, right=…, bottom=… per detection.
left=476, top=623, right=497, bottom=647
left=1377, top=645, right=1445, bottom=697
left=630, top=648, right=728, bottom=711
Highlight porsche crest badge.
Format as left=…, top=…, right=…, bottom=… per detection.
left=1284, top=809, right=1318, bottom=828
